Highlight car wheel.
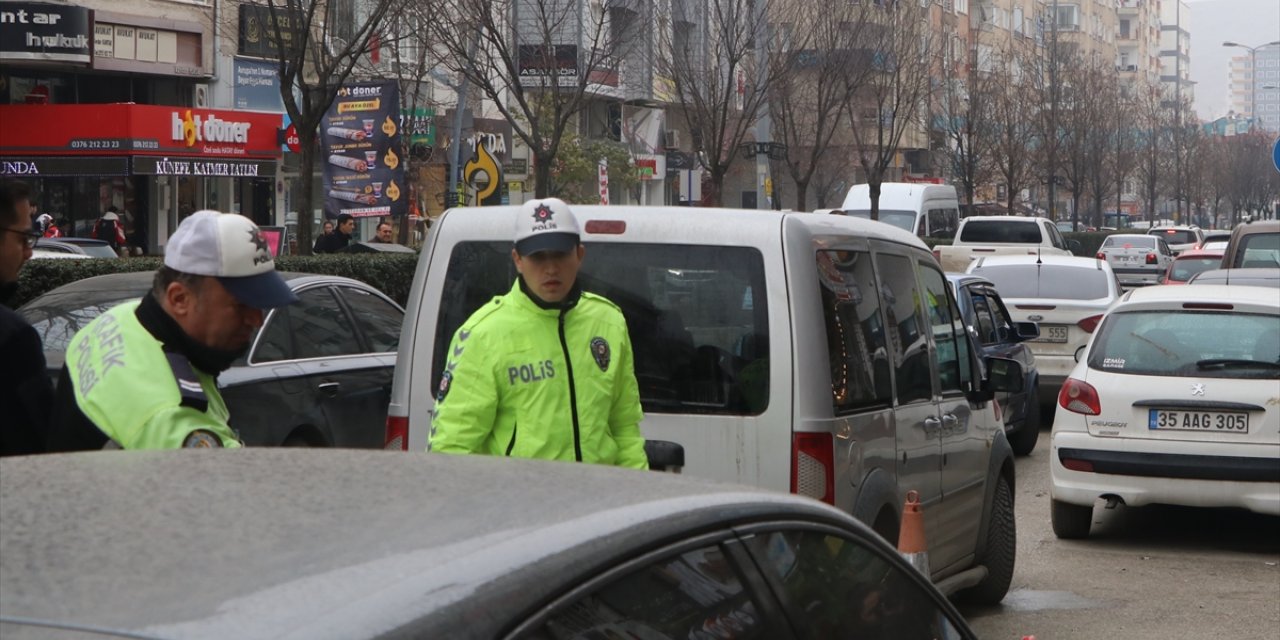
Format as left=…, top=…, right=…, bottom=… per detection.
left=1009, top=389, right=1041, bottom=456
left=1051, top=498, right=1093, bottom=539
left=958, top=475, right=1015, bottom=605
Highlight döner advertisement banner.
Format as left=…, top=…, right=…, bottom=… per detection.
left=321, top=80, right=407, bottom=219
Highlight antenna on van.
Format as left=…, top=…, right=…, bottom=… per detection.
left=1036, top=246, right=1043, bottom=265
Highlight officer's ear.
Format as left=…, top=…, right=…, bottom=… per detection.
left=165, top=277, right=204, bottom=317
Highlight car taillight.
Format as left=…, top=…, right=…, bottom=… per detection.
left=1096, top=251, right=1105, bottom=259
left=1145, top=252, right=1157, bottom=264
left=932, top=248, right=942, bottom=261
left=1077, top=314, right=1103, bottom=333
left=1058, top=378, right=1101, bottom=415
left=791, top=433, right=834, bottom=505
left=385, top=415, right=409, bottom=451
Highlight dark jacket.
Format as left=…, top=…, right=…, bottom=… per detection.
left=0, top=302, right=53, bottom=456
left=313, top=230, right=352, bottom=254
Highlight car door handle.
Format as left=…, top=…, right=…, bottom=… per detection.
left=923, top=416, right=942, bottom=430
left=942, top=414, right=959, bottom=426
left=318, top=382, right=341, bottom=396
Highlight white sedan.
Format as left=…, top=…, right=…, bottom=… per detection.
left=1049, top=285, right=1280, bottom=538
left=967, top=254, right=1122, bottom=409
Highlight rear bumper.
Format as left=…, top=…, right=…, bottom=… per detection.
left=1050, top=431, right=1280, bottom=515
left=1111, top=268, right=1162, bottom=285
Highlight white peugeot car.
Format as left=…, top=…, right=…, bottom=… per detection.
left=1049, top=285, right=1280, bottom=538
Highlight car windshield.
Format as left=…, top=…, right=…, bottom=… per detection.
left=1089, top=310, right=1280, bottom=379
left=1237, top=232, right=1280, bottom=269
left=969, top=263, right=1112, bottom=300
left=1152, top=229, right=1197, bottom=245
left=1170, top=257, right=1222, bottom=282
left=959, top=220, right=1042, bottom=243
left=1101, top=236, right=1154, bottom=249
left=844, top=209, right=917, bottom=234
left=20, top=289, right=145, bottom=351
left=435, top=242, right=771, bottom=416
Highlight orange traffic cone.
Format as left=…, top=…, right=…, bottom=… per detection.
left=898, top=489, right=929, bottom=576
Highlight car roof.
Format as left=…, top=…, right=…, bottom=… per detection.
left=0, top=450, right=856, bottom=640
left=46, top=237, right=111, bottom=246
left=436, top=205, right=930, bottom=252
left=1148, top=226, right=1199, bottom=232
left=1119, top=282, right=1280, bottom=312
left=971, top=254, right=1107, bottom=269
left=24, top=271, right=369, bottom=297
left=945, top=273, right=995, bottom=288
left=1102, top=234, right=1155, bottom=242
left=1174, top=249, right=1223, bottom=258
left=1186, top=268, right=1280, bottom=288
left=962, top=215, right=1042, bottom=222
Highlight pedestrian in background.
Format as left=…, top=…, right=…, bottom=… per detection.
left=0, top=180, right=53, bottom=456
left=314, top=214, right=353, bottom=253
left=45, top=211, right=298, bottom=450
left=93, top=206, right=127, bottom=255
left=371, top=220, right=394, bottom=243
left=429, top=198, right=648, bottom=469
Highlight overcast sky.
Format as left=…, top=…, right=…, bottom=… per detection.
left=1186, top=0, right=1278, bottom=120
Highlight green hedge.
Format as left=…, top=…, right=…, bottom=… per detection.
left=13, top=254, right=420, bottom=309
left=924, top=231, right=1127, bottom=258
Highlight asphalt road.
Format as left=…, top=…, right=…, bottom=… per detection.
left=956, top=420, right=1280, bottom=639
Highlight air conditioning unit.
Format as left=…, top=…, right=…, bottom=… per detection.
left=192, top=84, right=208, bottom=108
left=664, top=129, right=681, bottom=149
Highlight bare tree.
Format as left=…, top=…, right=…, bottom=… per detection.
left=430, top=0, right=632, bottom=198
left=658, top=0, right=788, bottom=206
left=987, top=46, right=1041, bottom=218
left=1132, top=82, right=1170, bottom=221
left=934, top=35, right=996, bottom=211
left=1054, top=56, right=1109, bottom=230
left=240, top=0, right=399, bottom=254
left=842, top=1, right=936, bottom=220
left=1082, top=66, right=1119, bottom=229
left=766, top=2, right=870, bottom=210
left=1108, top=86, right=1142, bottom=228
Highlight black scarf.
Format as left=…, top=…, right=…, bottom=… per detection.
left=134, top=292, right=244, bottom=375
left=519, top=277, right=582, bottom=311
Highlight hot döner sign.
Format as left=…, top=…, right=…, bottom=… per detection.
left=172, top=110, right=252, bottom=147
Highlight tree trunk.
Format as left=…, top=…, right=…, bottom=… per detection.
left=868, top=179, right=881, bottom=221
left=297, top=130, right=317, bottom=256
left=704, top=168, right=726, bottom=207
left=534, top=151, right=553, bottom=199
left=794, top=179, right=808, bottom=211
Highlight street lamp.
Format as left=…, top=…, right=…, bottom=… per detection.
left=1223, top=41, right=1280, bottom=126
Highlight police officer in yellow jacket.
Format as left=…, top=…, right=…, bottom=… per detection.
left=430, top=198, right=648, bottom=469
left=46, top=210, right=298, bottom=450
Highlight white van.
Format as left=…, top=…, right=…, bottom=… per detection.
left=841, top=183, right=960, bottom=239
left=388, top=206, right=1024, bottom=602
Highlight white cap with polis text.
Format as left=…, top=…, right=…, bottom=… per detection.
left=164, top=210, right=298, bottom=309
left=514, top=198, right=581, bottom=256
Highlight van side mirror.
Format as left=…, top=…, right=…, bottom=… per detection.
left=1014, top=322, right=1040, bottom=341
left=985, top=356, right=1025, bottom=394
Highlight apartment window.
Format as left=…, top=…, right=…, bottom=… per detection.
left=955, top=0, right=968, bottom=14
left=1013, top=7, right=1024, bottom=33
left=1055, top=4, right=1080, bottom=29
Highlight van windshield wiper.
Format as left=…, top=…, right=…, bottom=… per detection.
left=1195, top=358, right=1280, bottom=371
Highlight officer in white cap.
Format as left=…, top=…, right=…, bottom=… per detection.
left=46, top=210, right=298, bottom=450
left=430, top=198, right=648, bottom=468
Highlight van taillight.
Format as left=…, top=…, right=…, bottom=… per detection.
left=791, top=433, right=834, bottom=505
left=385, top=416, right=409, bottom=451
left=584, top=220, right=626, bottom=234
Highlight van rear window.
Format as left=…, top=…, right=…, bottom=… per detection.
left=959, top=220, right=1042, bottom=244
left=434, top=242, right=771, bottom=415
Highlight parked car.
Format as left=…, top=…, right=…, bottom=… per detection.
left=1146, top=226, right=1203, bottom=255
left=967, top=255, right=1122, bottom=409
left=0, top=449, right=982, bottom=639
left=934, top=216, right=1078, bottom=273
left=1049, top=285, right=1280, bottom=538
left=392, top=206, right=1025, bottom=603
left=32, top=237, right=119, bottom=258
left=29, top=249, right=91, bottom=260
left=18, top=272, right=403, bottom=448
left=1095, top=234, right=1174, bottom=287
left=1160, top=249, right=1225, bottom=285
left=948, top=274, right=1042, bottom=456
left=1221, top=220, right=1280, bottom=269
left=1196, top=230, right=1233, bottom=249
left=1187, top=268, right=1280, bottom=288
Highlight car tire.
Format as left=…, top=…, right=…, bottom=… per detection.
left=1051, top=498, right=1093, bottom=539
left=1009, top=389, right=1041, bottom=456
left=958, top=475, right=1016, bottom=605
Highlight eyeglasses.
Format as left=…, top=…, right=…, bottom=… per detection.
left=3, top=227, right=41, bottom=249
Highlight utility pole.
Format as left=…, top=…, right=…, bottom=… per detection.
left=1048, top=0, right=1059, bottom=224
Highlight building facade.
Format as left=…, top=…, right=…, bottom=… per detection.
left=1228, top=43, right=1280, bottom=133
left=1159, top=0, right=1193, bottom=110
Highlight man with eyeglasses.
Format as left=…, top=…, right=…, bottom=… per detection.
left=0, top=179, right=52, bottom=456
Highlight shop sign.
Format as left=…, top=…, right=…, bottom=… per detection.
left=504, top=158, right=528, bottom=175
left=401, top=106, right=435, bottom=146
left=238, top=3, right=303, bottom=59
left=636, top=158, right=657, bottom=180
left=0, top=156, right=131, bottom=177
left=234, top=57, right=283, bottom=112
left=132, top=156, right=276, bottom=178
left=171, top=110, right=254, bottom=147
left=321, top=80, right=408, bottom=218
left=0, top=2, right=92, bottom=64
left=517, top=44, right=578, bottom=87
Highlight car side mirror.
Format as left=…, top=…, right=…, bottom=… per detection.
left=645, top=440, right=685, bottom=473
left=1067, top=239, right=1082, bottom=252
left=985, top=356, right=1025, bottom=394
left=1014, top=322, right=1040, bottom=341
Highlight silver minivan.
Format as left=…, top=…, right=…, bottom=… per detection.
left=387, top=206, right=1024, bottom=603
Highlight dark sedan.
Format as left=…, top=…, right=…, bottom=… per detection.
left=33, top=237, right=120, bottom=258
left=18, top=272, right=403, bottom=448
left=0, top=450, right=979, bottom=639
left=948, top=274, right=1041, bottom=456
